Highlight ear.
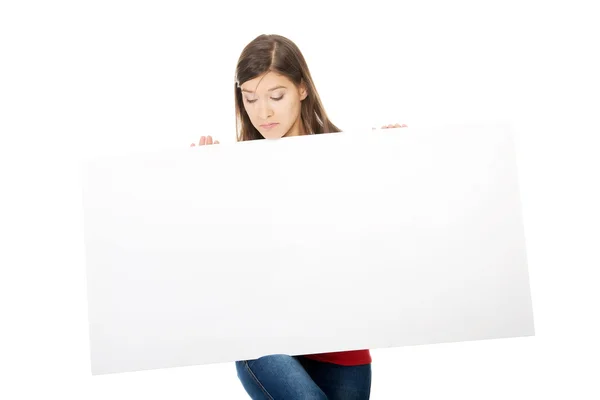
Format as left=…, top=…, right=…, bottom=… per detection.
left=299, top=81, right=308, bottom=101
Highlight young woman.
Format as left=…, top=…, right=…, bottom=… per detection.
left=191, top=34, right=406, bottom=400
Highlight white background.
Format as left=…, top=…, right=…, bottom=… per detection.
left=1, top=0, right=598, bottom=398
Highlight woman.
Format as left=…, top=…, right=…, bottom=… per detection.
left=191, top=34, right=405, bottom=400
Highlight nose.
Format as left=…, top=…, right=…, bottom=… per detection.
left=257, top=100, right=273, bottom=120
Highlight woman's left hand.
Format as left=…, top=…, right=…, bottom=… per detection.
left=372, top=123, right=408, bottom=130
left=380, top=123, right=407, bottom=129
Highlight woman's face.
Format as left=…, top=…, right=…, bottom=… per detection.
left=240, top=71, right=307, bottom=139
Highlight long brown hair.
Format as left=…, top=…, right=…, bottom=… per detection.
left=234, top=34, right=341, bottom=141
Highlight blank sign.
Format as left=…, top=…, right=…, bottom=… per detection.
left=82, top=123, right=534, bottom=375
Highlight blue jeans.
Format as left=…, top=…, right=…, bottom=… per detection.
left=235, top=354, right=371, bottom=399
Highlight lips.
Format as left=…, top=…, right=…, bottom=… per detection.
left=260, top=123, right=279, bottom=129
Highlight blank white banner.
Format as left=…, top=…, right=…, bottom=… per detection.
left=82, top=123, right=534, bottom=375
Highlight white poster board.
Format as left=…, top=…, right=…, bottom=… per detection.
left=82, top=123, right=534, bottom=375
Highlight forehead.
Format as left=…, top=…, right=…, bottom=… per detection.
left=240, top=72, right=294, bottom=93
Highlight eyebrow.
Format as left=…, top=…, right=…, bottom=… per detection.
left=241, top=85, right=287, bottom=93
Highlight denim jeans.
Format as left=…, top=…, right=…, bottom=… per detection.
left=235, top=354, right=371, bottom=399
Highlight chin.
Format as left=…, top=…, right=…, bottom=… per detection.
left=260, top=130, right=285, bottom=140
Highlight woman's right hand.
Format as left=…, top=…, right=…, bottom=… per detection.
left=190, top=135, right=220, bottom=146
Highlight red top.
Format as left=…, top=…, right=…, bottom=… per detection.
left=302, top=349, right=372, bottom=366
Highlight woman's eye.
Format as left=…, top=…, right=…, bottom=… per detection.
left=245, top=95, right=283, bottom=103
